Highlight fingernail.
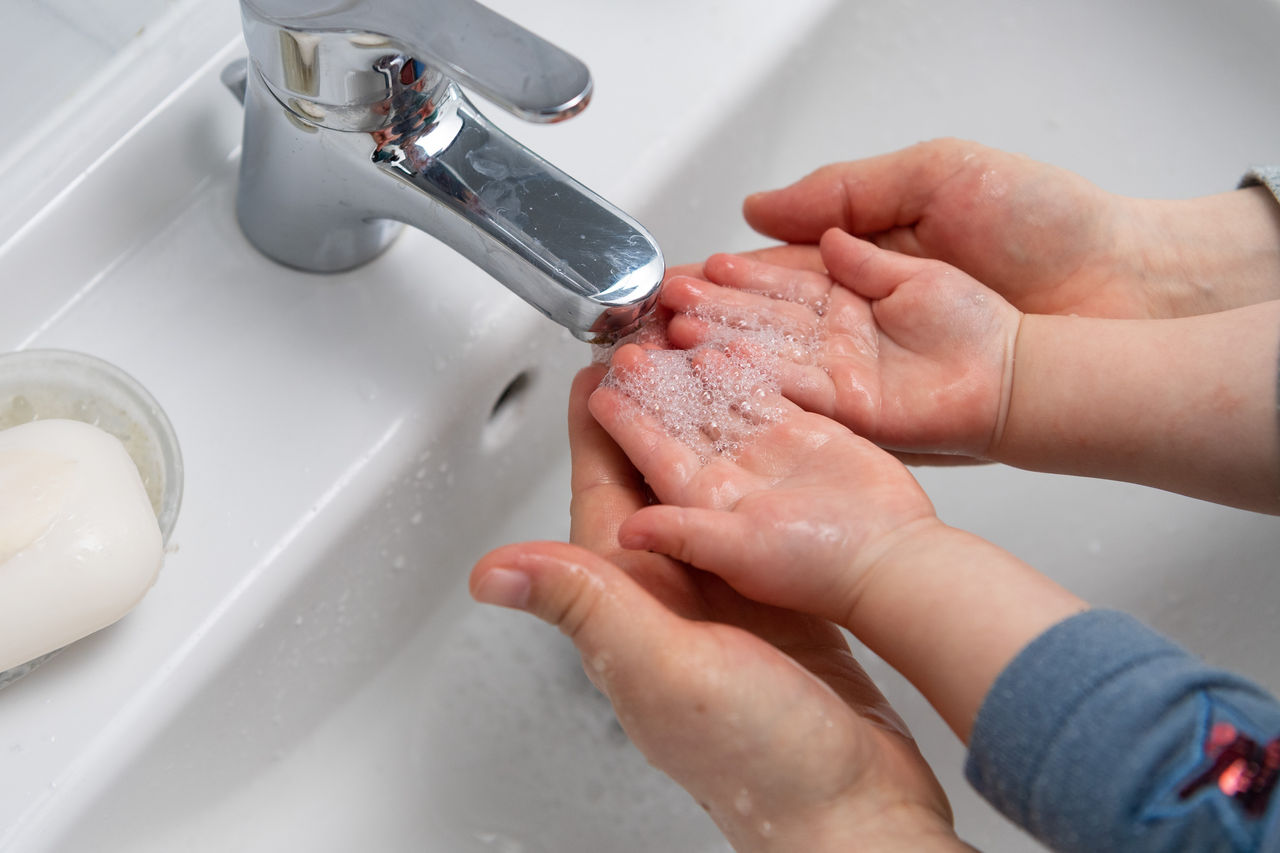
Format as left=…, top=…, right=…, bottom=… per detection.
left=617, top=528, right=651, bottom=551
left=473, top=568, right=532, bottom=610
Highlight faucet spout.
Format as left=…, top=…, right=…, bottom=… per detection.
left=229, top=2, right=664, bottom=343
left=374, top=84, right=663, bottom=342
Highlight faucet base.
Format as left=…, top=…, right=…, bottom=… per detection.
left=230, top=57, right=663, bottom=339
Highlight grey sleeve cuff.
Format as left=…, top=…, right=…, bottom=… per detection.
left=1240, top=165, right=1280, bottom=203
left=964, top=609, right=1280, bottom=852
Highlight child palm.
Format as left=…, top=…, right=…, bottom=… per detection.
left=589, top=349, right=938, bottom=626
left=662, top=229, right=1021, bottom=457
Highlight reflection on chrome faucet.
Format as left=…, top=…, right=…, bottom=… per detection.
left=225, top=0, right=664, bottom=342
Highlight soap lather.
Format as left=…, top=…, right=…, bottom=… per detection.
left=228, top=0, right=665, bottom=344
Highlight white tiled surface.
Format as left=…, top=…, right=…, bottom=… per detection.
left=0, top=0, right=175, bottom=151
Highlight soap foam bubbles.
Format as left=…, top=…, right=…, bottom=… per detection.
left=597, top=301, right=819, bottom=460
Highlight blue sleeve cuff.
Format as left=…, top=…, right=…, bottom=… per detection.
left=965, top=609, right=1280, bottom=852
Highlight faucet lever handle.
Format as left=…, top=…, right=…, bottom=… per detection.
left=242, top=0, right=592, bottom=123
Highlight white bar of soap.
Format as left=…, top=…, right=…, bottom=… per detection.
left=0, top=419, right=163, bottom=672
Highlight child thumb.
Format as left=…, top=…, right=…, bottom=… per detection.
left=820, top=227, right=917, bottom=300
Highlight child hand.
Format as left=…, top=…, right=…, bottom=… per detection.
left=588, top=349, right=940, bottom=626
left=661, top=228, right=1021, bottom=458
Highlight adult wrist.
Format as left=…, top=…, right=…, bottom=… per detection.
left=722, top=796, right=972, bottom=853
left=1133, top=188, right=1280, bottom=317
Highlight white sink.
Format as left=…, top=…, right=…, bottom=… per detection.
left=2, top=0, right=1279, bottom=850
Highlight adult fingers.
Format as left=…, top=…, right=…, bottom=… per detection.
left=567, top=365, right=647, bottom=552
left=889, top=451, right=992, bottom=467
left=742, top=139, right=979, bottom=243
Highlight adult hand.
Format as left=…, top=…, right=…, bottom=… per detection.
left=743, top=138, right=1280, bottom=318
left=470, top=366, right=969, bottom=852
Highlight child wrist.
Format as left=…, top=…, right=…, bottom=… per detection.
left=983, top=312, right=1056, bottom=469
left=840, top=517, right=960, bottom=632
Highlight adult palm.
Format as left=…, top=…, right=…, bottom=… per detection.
left=471, top=366, right=966, bottom=852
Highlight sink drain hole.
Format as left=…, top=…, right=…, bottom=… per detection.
left=490, top=370, right=533, bottom=424
left=483, top=370, right=535, bottom=451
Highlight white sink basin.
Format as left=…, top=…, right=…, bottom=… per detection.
left=2, top=0, right=1279, bottom=850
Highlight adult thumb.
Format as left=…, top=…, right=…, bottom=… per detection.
left=470, top=541, right=679, bottom=691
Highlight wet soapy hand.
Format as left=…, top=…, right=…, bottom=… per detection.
left=658, top=226, right=1280, bottom=513
left=589, top=346, right=940, bottom=627
left=470, top=367, right=970, bottom=852
left=588, top=334, right=1089, bottom=743
left=662, top=228, right=1021, bottom=458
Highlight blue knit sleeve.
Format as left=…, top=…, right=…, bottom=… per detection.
left=964, top=610, right=1280, bottom=852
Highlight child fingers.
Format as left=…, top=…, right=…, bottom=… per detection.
left=589, top=345, right=714, bottom=494
left=771, top=361, right=841, bottom=422
left=688, top=345, right=791, bottom=439
left=662, top=275, right=816, bottom=336
left=661, top=247, right=827, bottom=313
left=776, top=357, right=881, bottom=431
left=666, top=310, right=717, bottom=351
left=590, top=386, right=715, bottom=486
left=733, top=243, right=828, bottom=274
left=703, top=253, right=833, bottom=307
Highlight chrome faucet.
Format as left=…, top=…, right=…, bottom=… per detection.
left=225, top=0, right=664, bottom=342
